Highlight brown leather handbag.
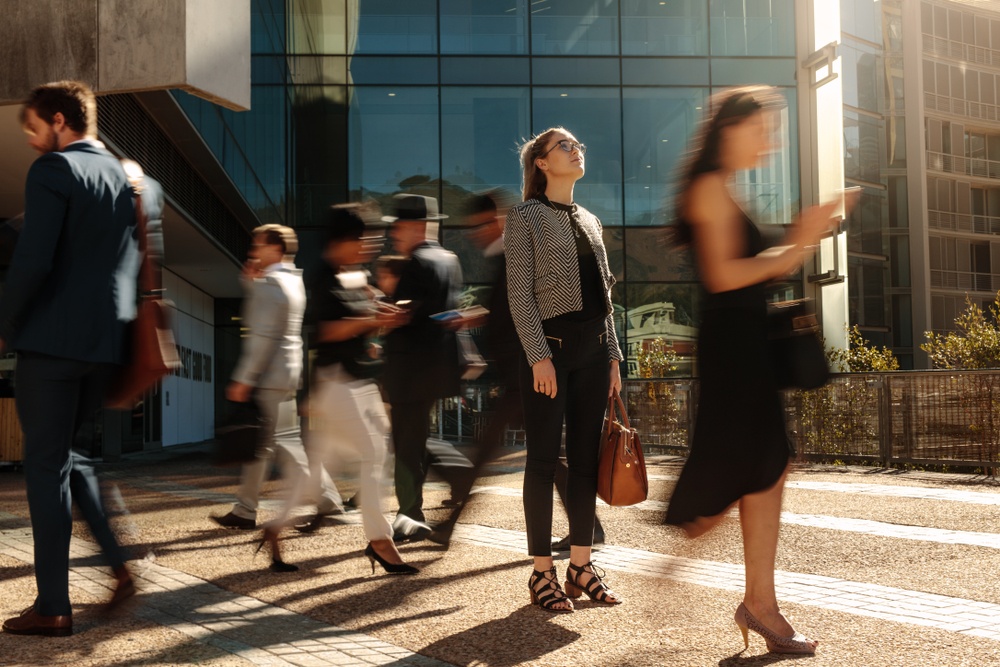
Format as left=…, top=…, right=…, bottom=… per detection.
left=106, top=163, right=181, bottom=409
left=597, top=389, right=648, bottom=506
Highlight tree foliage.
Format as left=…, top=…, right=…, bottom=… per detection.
left=828, top=325, right=900, bottom=373
left=921, top=295, right=1000, bottom=369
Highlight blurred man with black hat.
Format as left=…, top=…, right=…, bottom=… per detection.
left=382, top=193, right=472, bottom=542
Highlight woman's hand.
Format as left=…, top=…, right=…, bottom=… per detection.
left=788, top=201, right=840, bottom=251
left=532, top=358, right=557, bottom=398
left=608, top=359, right=622, bottom=398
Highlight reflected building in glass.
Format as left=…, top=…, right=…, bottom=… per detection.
left=181, top=0, right=803, bottom=382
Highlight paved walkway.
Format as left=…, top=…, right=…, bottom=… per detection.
left=4, top=460, right=1000, bottom=664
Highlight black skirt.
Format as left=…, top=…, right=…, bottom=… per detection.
left=665, top=305, right=793, bottom=526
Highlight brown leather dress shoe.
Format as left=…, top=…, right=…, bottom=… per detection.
left=3, top=606, right=72, bottom=637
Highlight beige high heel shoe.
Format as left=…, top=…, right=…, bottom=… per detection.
left=734, top=602, right=817, bottom=655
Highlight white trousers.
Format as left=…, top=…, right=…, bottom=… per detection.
left=267, top=365, right=393, bottom=541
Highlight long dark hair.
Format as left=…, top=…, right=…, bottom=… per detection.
left=519, top=127, right=569, bottom=202
left=670, top=86, right=784, bottom=246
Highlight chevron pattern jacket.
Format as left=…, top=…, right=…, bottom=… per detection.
left=504, top=198, right=623, bottom=367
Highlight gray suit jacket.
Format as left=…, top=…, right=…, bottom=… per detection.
left=231, top=263, right=305, bottom=393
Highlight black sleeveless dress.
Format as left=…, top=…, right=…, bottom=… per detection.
left=664, top=213, right=793, bottom=526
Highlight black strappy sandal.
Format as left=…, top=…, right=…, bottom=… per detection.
left=565, top=561, right=621, bottom=605
left=528, top=567, right=574, bottom=613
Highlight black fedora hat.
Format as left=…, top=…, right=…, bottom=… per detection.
left=381, top=193, right=449, bottom=223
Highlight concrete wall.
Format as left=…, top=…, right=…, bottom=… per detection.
left=0, top=0, right=249, bottom=111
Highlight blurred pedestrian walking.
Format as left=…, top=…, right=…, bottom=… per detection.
left=0, top=81, right=156, bottom=636
left=268, top=203, right=417, bottom=574
left=664, top=86, right=844, bottom=655
left=212, top=224, right=340, bottom=570
left=382, top=194, right=473, bottom=542
left=506, top=128, right=624, bottom=613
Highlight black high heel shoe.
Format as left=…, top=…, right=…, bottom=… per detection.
left=565, top=561, right=620, bottom=605
left=255, top=528, right=299, bottom=573
left=364, top=543, right=419, bottom=575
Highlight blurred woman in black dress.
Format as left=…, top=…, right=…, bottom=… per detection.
left=665, top=86, right=842, bottom=654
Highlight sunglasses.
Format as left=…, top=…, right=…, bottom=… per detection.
left=541, top=139, right=587, bottom=158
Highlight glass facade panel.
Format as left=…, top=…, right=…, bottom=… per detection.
left=840, top=0, right=883, bottom=45
left=289, top=0, right=347, bottom=54
left=348, top=87, right=440, bottom=200
left=531, top=0, right=620, bottom=55
left=625, top=228, right=697, bottom=282
left=709, top=0, right=795, bottom=56
left=841, top=41, right=880, bottom=112
left=440, top=0, right=528, bottom=54
left=621, top=58, right=710, bottom=86
left=848, top=256, right=888, bottom=328
left=844, top=111, right=883, bottom=183
left=440, top=87, right=529, bottom=212
left=253, top=0, right=287, bottom=54
left=348, top=57, right=438, bottom=84
left=621, top=0, right=708, bottom=56
left=352, top=0, right=438, bottom=54
left=623, top=88, right=705, bottom=226
left=532, top=88, right=623, bottom=227
left=441, top=57, right=530, bottom=85
left=291, top=86, right=348, bottom=226
left=532, top=58, right=621, bottom=86
left=288, top=56, right=348, bottom=85
left=710, top=58, right=796, bottom=86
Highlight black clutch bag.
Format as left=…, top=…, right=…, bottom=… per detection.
left=213, top=398, right=267, bottom=466
left=767, top=299, right=830, bottom=390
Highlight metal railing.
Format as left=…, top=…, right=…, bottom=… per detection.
left=926, top=151, right=1000, bottom=180
left=924, top=92, right=1000, bottom=123
left=928, top=209, right=1000, bottom=236
left=923, top=33, right=1000, bottom=68
left=930, top=269, right=997, bottom=292
left=448, top=371, right=1000, bottom=471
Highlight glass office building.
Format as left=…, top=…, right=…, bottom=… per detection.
left=177, top=0, right=803, bottom=380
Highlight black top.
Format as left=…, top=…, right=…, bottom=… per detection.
left=311, top=269, right=374, bottom=371
left=539, top=195, right=606, bottom=323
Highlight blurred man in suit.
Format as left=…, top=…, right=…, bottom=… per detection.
left=382, top=194, right=472, bottom=541
left=0, top=81, right=151, bottom=636
left=212, top=225, right=345, bottom=531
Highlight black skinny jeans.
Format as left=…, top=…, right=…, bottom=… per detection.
left=521, top=316, right=610, bottom=556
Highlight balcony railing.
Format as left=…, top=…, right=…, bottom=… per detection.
left=925, top=92, right=1000, bottom=123
left=926, top=150, right=1000, bottom=179
left=930, top=269, right=998, bottom=292
left=923, top=33, right=1000, bottom=68
left=928, top=209, right=1000, bottom=235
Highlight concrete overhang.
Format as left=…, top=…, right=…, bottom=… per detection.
left=0, top=0, right=250, bottom=111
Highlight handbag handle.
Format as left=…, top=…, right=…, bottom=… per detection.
left=121, top=159, right=160, bottom=297
left=606, top=388, right=631, bottom=430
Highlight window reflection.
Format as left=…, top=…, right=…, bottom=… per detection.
left=532, top=88, right=622, bottom=226
left=623, top=88, right=705, bottom=225
left=622, top=0, right=707, bottom=55
left=531, top=0, right=619, bottom=55
left=292, top=86, right=348, bottom=226
left=623, top=283, right=700, bottom=378
left=289, top=0, right=346, bottom=54
left=441, top=0, right=528, bottom=54
left=625, top=228, right=697, bottom=282
left=352, top=0, right=437, bottom=54
left=709, top=0, right=794, bottom=56
left=348, top=87, right=440, bottom=201
left=440, top=87, right=529, bottom=213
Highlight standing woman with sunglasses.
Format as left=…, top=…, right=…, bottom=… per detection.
left=505, top=127, right=624, bottom=613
